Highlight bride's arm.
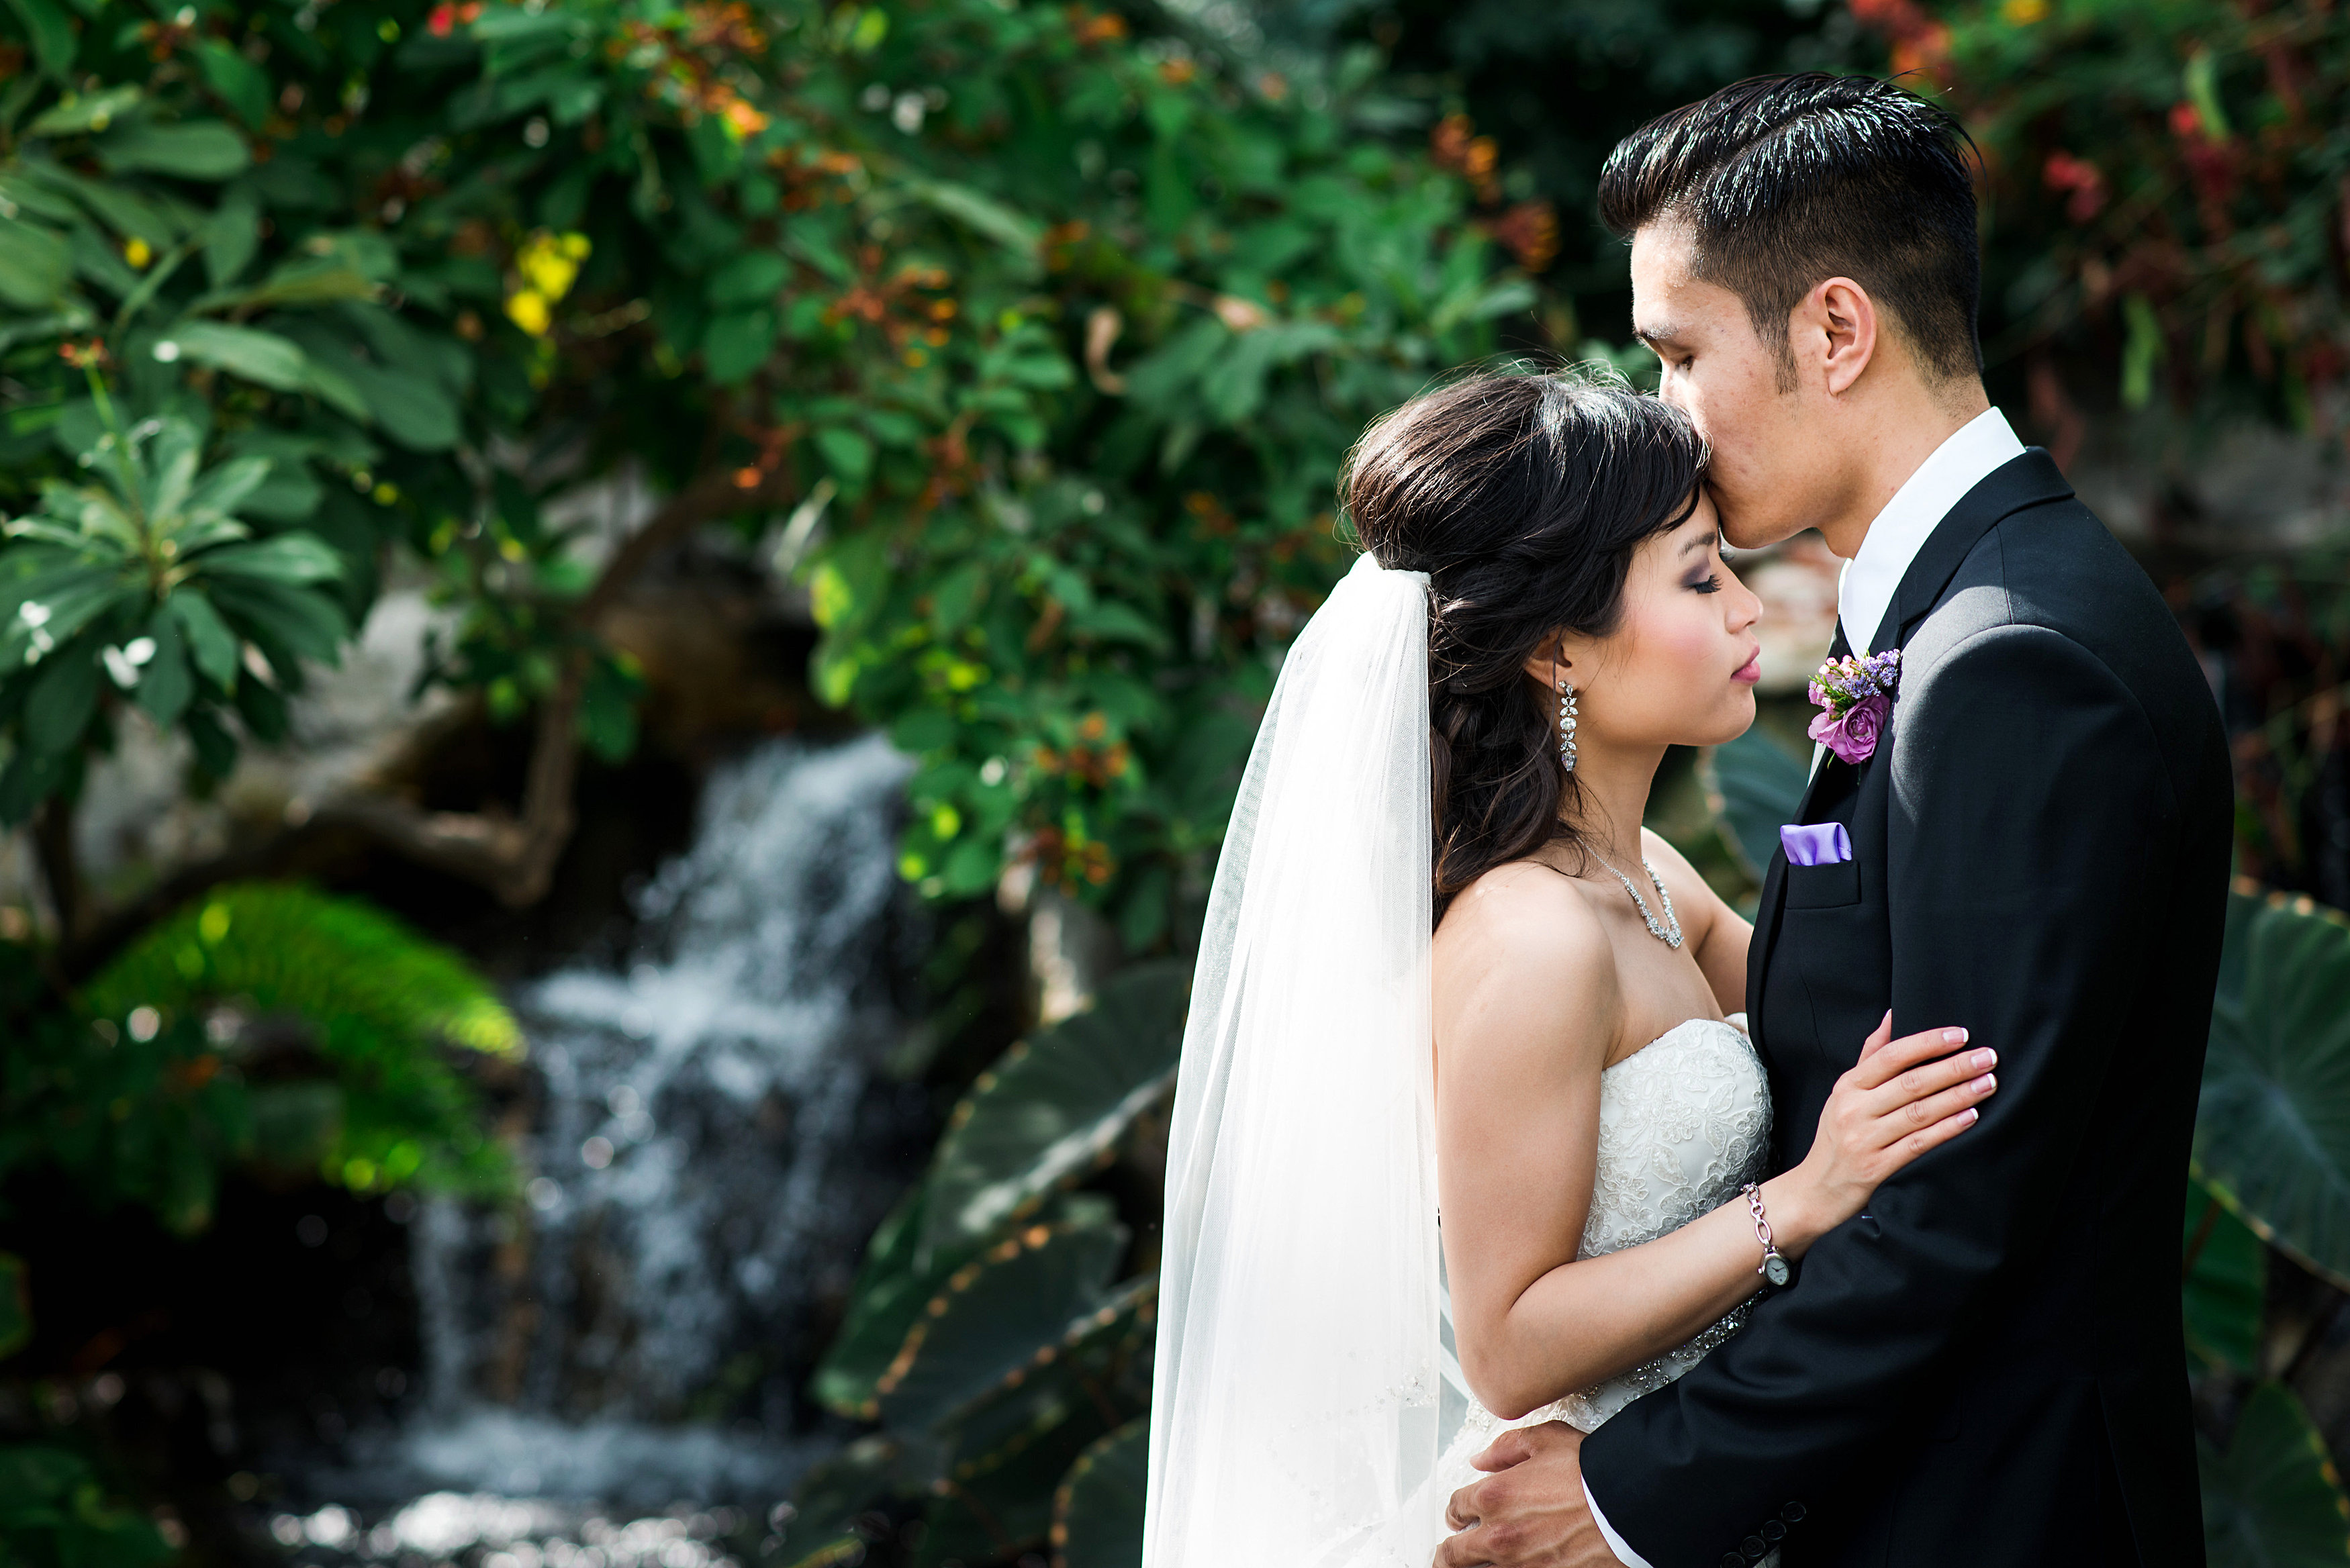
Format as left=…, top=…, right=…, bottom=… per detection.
left=1640, top=827, right=1750, bottom=1014
left=1433, top=870, right=1992, bottom=1423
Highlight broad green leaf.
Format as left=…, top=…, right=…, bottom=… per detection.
left=1051, top=1417, right=1147, bottom=1568
left=2196, top=891, right=2350, bottom=1288
left=814, top=425, right=875, bottom=488
left=28, top=86, right=140, bottom=138
left=181, top=454, right=273, bottom=524
left=0, top=1252, right=28, bottom=1360
left=201, top=258, right=381, bottom=312
left=934, top=1267, right=1153, bottom=1469
left=0, top=215, right=68, bottom=309
left=2201, top=1382, right=2350, bottom=1567
left=3, top=568, right=132, bottom=666
left=23, top=646, right=100, bottom=755
left=194, top=39, right=273, bottom=128
left=205, top=577, right=349, bottom=663
left=325, top=358, right=459, bottom=450
left=706, top=250, right=789, bottom=307
left=920, top=962, right=1188, bottom=1266
left=814, top=1184, right=956, bottom=1419
left=3, top=0, right=72, bottom=79
left=1700, top=726, right=1811, bottom=879
left=169, top=590, right=239, bottom=687
left=702, top=307, right=778, bottom=385
left=162, top=321, right=311, bottom=393
left=141, top=418, right=203, bottom=522
left=904, top=179, right=1044, bottom=271
left=201, top=183, right=261, bottom=287
left=874, top=1214, right=1127, bottom=1431
left=134, top=611, right=193, bottom=728
left=775, top=1436, right=931, bottom=1568
left=197, top=532, right=345, bottom=585
left=2184, top=1177, right=2264, bottom=1374
left=96, top=120, right=250, bottom=181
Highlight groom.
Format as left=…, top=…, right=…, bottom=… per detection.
left=1436, top=75, right=2232, bottom=1568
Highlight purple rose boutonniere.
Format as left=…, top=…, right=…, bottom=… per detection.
left=1807, top=648, right=1901, bottom=766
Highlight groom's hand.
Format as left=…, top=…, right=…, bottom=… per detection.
left=1433, top=1422, right=1626, bottom=1568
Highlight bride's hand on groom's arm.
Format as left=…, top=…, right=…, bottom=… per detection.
left=1770, top=1010, right=1999, bottom=1254
left=1435, top=1423, right=1626, bottom=1568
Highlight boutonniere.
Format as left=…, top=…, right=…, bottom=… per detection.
left=1807, top=648, right=1901, bottom=765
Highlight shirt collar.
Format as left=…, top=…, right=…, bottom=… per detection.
left=1835, top=407, right=2026, bottom=655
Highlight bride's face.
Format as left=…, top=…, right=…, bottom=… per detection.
left=1546, top=491, right=1764, bottom=752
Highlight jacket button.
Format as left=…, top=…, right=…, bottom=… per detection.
left=1721, top=1556, right=1744, bottom=1568
left=1761, top=1520, right=1786, bottom=1542
left=1742, top=1537, right=1768, bottom=1561
left=1782, top=1502, right=1807, bottom=1522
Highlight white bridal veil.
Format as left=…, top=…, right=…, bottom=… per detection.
left=1145, top=550, right=1451, bottom=1567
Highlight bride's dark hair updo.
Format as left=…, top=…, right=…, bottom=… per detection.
left=1343, top=367, right=1708, bottom=917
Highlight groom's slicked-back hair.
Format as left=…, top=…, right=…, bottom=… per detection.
left=1600, top=72, right=1983, bottom=387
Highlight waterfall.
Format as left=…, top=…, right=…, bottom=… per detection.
left=317, top=734, right=917, bottom=1516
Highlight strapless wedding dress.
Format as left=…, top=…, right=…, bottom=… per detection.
left=1427, top=1016, right=1776, bottom=1555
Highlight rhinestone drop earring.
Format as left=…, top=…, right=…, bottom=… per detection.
left=1557, top=674, right=1578, bottom=773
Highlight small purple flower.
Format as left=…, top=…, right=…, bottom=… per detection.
left=1807, top=647, right=1901, bottom=765
left=1809, top=693, right=1890, bottom=765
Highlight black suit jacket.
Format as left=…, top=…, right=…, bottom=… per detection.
left=1580, top=452, right=2233, bottom=1568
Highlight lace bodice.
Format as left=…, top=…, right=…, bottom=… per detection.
left=1452, top=1015, right=1773, bottom=1437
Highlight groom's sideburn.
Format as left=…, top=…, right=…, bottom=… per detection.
left=1577, top=450, right=2232, bottom=1568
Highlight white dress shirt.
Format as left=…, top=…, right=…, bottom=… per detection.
left=1582, top=406, right=2027, bottom=1568
left=1801, top=406, right=2028, bottom=783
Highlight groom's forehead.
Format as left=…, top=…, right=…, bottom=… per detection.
left=1630, top=224, right=1736, bottom=342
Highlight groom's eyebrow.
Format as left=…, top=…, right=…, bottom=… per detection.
left=1632, top=320, right=1682, bottom=350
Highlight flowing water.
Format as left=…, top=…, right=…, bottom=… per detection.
left=282, top=734, right=919, bottom=1561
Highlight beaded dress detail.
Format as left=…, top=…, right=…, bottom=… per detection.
left=1437, top=1016, right=1773, bottom=1471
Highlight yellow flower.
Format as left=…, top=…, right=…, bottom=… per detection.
left=124, top=236, right=152, bottom=268
left=504, top=289, right=551, bottom=336
left=514, top=230, right=592, bottom=303
left=2001, top=0, right=2049, bottom=22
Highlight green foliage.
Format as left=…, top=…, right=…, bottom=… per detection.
left=919, top=961, right=1186, bottom=1268
left=794, top=966, right=1183, bottom=1566
left=0, top=383, right=351, bottom=811
left=0, top=0, right=1542, bottom=929
left=1051, top=1418, right=1147, bottom=1568
left=1697, top=726, right=1810, bottom=881
left=0, top=1445, right=173, bottom=1568
left=0, top=973, right=251, bottom=1234
left=2186, top=1177, right=2267, bottom=1377
left=1907, top=0, right=2350, bottom=432
left=0, top=1252, right=27, bottom=1361
left=2196, top=889, right=2350, bottom=1289
left=0, top=881, right=512, bottom=1246
left=79, top=881, right=519, bottom=1195
left=2202, top=1382, right=2350, bottom=1567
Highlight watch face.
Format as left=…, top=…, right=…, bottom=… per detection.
left=1764, top=1254, right=1791, bottom=1287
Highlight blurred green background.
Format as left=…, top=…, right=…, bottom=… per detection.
left=0, top=0, right=2343, bottom=1563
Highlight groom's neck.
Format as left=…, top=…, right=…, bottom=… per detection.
left=1812, top=375, right=1991, bottom=560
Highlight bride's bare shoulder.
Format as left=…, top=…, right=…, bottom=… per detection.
left=1433, top=859, right=1621, bottom=1032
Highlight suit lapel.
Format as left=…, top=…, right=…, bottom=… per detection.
left=1746, top=449, right=2073, bottom=1049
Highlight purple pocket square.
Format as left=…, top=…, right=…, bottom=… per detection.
left=1781, top=822, right=1852, bottom=867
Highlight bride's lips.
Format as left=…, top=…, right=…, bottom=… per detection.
left=1732, top=646, right=1763, bottom=685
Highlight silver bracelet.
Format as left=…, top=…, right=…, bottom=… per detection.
left=1742, top=1181, right=1791, bottom=1287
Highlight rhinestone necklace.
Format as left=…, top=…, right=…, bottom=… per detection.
left=1589, top=848, right=1683, bottom=949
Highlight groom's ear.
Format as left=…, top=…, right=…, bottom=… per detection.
left=1795, top=275, right=1881, bottom=399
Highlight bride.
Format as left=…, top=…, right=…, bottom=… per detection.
left=1142, top=369, right=1995, bottom=1564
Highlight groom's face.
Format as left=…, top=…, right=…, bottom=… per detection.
left=1629, top=224, right=1822, bottom=553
